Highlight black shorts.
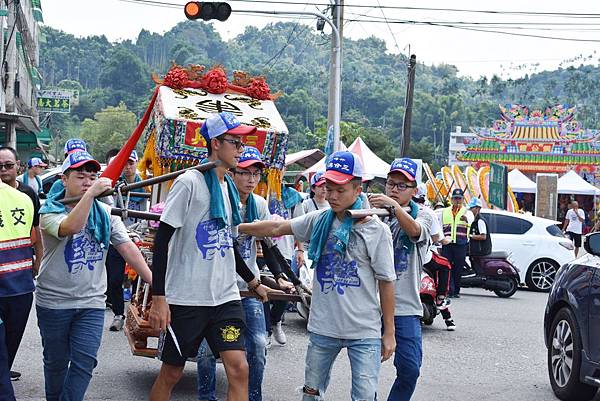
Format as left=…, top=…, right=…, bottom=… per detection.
left=567, top=232, right=582, bottom=247
left=158, top=300, right=246, bottom=367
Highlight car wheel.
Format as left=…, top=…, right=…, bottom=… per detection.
left=526, top=259, right=559, bottom=292
left=548, top=308, right=598, bottom=401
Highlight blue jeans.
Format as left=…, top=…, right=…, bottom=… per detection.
left=303, top=332, right=381, bottom=401
left=197, top=297, right=267, bottom=401
left=36, top=306, right=104, bottom=401
left=0, top=321, right=15, bottom=401
left=387, top=316, right=422, bottom=401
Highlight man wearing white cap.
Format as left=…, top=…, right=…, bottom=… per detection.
left=238, top=150, right=397, bottom=401
left=17, top=157, right=47, bottom=195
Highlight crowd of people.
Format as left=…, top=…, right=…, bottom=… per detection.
left=0, top=111, right=498, bottom=401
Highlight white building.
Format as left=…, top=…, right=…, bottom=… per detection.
left=448, top=126, right=477, bottom=166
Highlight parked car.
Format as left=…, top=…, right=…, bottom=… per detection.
left=544, top=232, right=600, bottom=401
left=436, top=208, right=576, bottom=292
left=479, top=209, right=575, bottom=292
left=39, top=164, right=107, bottom=196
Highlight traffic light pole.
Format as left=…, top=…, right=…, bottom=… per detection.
left=234, top=9, right=342, bottom=151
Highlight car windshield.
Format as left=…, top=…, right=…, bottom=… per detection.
left=546, top=224, right=565, bottom=238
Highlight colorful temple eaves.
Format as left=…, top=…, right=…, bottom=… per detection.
left=456, top=103, right=600, bottom=171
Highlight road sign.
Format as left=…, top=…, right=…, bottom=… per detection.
left=489, top=162, right=507, bottom=209
left=37, top=90, right=73, bottom=113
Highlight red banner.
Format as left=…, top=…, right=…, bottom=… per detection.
left=184, top=122, right=268, bottom=152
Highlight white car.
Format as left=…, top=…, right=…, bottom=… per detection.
left=435, top=208, right=576, bottom=292
left=478, top=209, right=575, bottom=292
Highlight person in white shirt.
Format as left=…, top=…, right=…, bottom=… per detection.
left=563, top=200, right=585, bottom=256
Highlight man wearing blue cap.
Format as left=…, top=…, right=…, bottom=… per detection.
left=17, top=157, right=47, bottom=195
left=238, top=150, right=397, bottom=401
left=148, top=113, right=273, bottom=401
left=63, top=138, right=87, bottom=157
left=197, top=145, right=291, bottom=401
left=105, top=149, right=149, bottom=331
left=369, top=157, right=433, bottom=401
left=36, top=151, right=153, bottom=401
left=441, top=188, right=472, bottom=298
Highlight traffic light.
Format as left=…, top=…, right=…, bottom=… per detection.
left=184, top=2, right=232, bottom=21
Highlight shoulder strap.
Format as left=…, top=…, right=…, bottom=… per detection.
left=312, top=198, right=319, bottom=211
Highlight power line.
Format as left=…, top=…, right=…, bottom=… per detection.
left=115, top=0, right=600, bottom=18
left=375, top=0, right=401, bottom=54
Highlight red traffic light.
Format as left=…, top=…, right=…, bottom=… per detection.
left=184, top=2, right=232, bottom=22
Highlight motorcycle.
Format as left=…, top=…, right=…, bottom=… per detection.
left=420, top=271, right=439, bottom=325
left=462, top=251, right=520, bottom=298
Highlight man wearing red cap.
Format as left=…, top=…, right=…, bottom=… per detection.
left=148, top=113, right=272, bottom=401
left=238, top=151, right=396, bottom=400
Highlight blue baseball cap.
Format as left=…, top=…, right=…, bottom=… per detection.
left=200, top=112, right=257, bottom=143
left=389, top=158, right=417, bottom=181
left=28, top=157, right=47, bottom=168
left=324, top=151, right=363, bottom=185
left=61, top=151, right=101, bottom=174
left=237, top=146, right=265, bottom=169
left=468, top=197, right=482, bottom=208
left=451, top=188, right=464, bottom=199
left=310, top=171, right=326, bottom=187
left=128, top=150, right=139, bottom=162
left=64, top=138, right=87, bottom=155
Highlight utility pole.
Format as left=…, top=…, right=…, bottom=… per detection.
left=400, top=54, right=416, bottom=157
left=5, top=0, right=17, bottom=148
left=327, top=0, right=343, bottom=151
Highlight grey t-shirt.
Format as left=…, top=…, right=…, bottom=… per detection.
left=387, top=206, right=432, bottom=317
left=37, top=203, right=130, bottom=309
left=160, top=170, right=240, bottom=307
left=291, top=210, right=396, bottom=339
left=236, top=194, right=270, bottom=291
left=268, top=198, right=305, bottom=260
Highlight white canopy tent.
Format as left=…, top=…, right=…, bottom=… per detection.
left=303, top=137, right=391, bottom=179
left=508, top=169, right=536, bottom=193
left=557, top=170, right=600, bottom=195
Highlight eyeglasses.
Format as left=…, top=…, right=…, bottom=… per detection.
left=385, top=180, right=416, bottom=191
left=234, top=170, right=262, bottom=179
left=220, top=138, right=245, bottom=150
left=0, top=163, right=15, bottom=170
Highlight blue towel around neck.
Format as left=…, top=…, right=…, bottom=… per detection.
left=201, top=160, right=242, bottom=229
left=282, top=186, right=303, bottom=210
left=308, top=196, right=363, bottom=265
left=390, top=200, right=420, bottom=254
left=39, top=180, right=111, bottom=248
left=244, top=193, right=259, bottom=223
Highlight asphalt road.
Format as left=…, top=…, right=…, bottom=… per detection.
left=11, top=288, right=582, bottom=401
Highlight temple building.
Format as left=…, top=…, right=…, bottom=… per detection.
left=456, top=104, right=600, bottom=185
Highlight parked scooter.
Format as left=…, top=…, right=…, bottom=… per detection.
left=420, top=271, right=439, bottom=325
left=462, top=251, right=519, bottom=298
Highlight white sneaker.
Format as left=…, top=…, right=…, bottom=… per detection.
left=109, top=315, right=125, bottom=331
left=273, top=322, right=287, bottom=345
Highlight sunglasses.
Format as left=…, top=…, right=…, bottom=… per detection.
left=385, top=180, right=417, bottom=191
left=220, top=138, right=245, bottom=150
left=0, top=163, right=16, bottom=170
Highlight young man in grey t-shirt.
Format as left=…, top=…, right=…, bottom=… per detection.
left=37, top=151, right=153, bottom=401
left=148, top=113, right=272, bottom=401
left=369, top=157, right=432, bottom=401
left=239, top=151, right=397, bottom=400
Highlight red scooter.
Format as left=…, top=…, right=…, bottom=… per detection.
left=420, top=271, right=439, bottom=325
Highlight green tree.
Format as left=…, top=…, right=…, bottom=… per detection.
left=80, top=103, right=138, bottom=160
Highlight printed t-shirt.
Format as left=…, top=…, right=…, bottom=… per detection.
left=37, top=202, right=130, bottom=309
left=388, top=206, right=432, bottom=317
left=291, top=210, right=396, bottom=339
left=160, top=170, right=240, bottom=307
left=236, top=194, right=270, bottom=291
